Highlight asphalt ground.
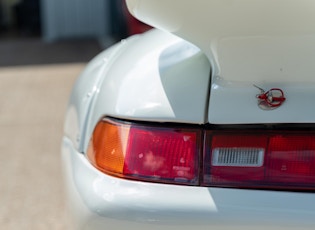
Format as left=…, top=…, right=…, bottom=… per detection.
left=0, top=63, right=86, bottom=229
left=0, top=36, right=104, bottom=229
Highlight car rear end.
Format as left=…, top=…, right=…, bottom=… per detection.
left=61, top=31, right=315, bottom=229
left=62, top=1, right=315, bottom=229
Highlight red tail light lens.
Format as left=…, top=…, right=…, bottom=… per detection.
left=204, top=131, right=315, bottom=190
left=266, top=135, right=315, bottom=185
left=124, top=126, right=200, bottom=183
left=87, top=119, right=201, bottom=185
left=204, top=133, right=268, bottom=186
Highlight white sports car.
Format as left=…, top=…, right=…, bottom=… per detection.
left=62, top=1, right=315, bottom=229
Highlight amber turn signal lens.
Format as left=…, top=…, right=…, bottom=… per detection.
left=87, top=119, right=130, bottom=176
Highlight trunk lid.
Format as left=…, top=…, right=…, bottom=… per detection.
left=127, top=0, right=315, bottom=124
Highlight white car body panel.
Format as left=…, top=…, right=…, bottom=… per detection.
left=88, top=30, right=210, bottom=123
left=65, top=30, right=211, bottom=152
left=209, top=82, right=315, bottom=124
left=127, top=0, right=315, bottom=124
left=64, top=42, right=127, bottom=150
left=126, top=0, right=315, bottom=81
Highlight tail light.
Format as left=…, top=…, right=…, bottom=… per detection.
left=204, top=131, right=315, bottom=190
left=87, top=118, right=201, bottom=185
left=87, top=118, right=315, bottom=191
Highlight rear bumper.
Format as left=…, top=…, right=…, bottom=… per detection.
left=62, top=136, right=315, bottom=230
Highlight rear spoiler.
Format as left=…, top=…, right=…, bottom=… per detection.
left=126, top=0, right=315, bottom=83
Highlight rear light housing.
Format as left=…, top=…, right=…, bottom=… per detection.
left=87, top=118, right=315, bottom=191
left=204, top=131, right=315, bottom=190
left=87, top=118, right=201, bottom=185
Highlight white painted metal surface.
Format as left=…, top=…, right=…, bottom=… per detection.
left=64, top=42, right=125, bottom=150
left=85, top=30, right=210, bottom=147
left=126, top=0, right=315, bottom=124
left=64, top=30, right=211, bottom=153
left=126, top=0, right=315, bottom=81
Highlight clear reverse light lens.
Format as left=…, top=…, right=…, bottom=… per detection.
left=204, top=131, right=315, bottom=190
left=212, top=148, right=264, bottom=167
